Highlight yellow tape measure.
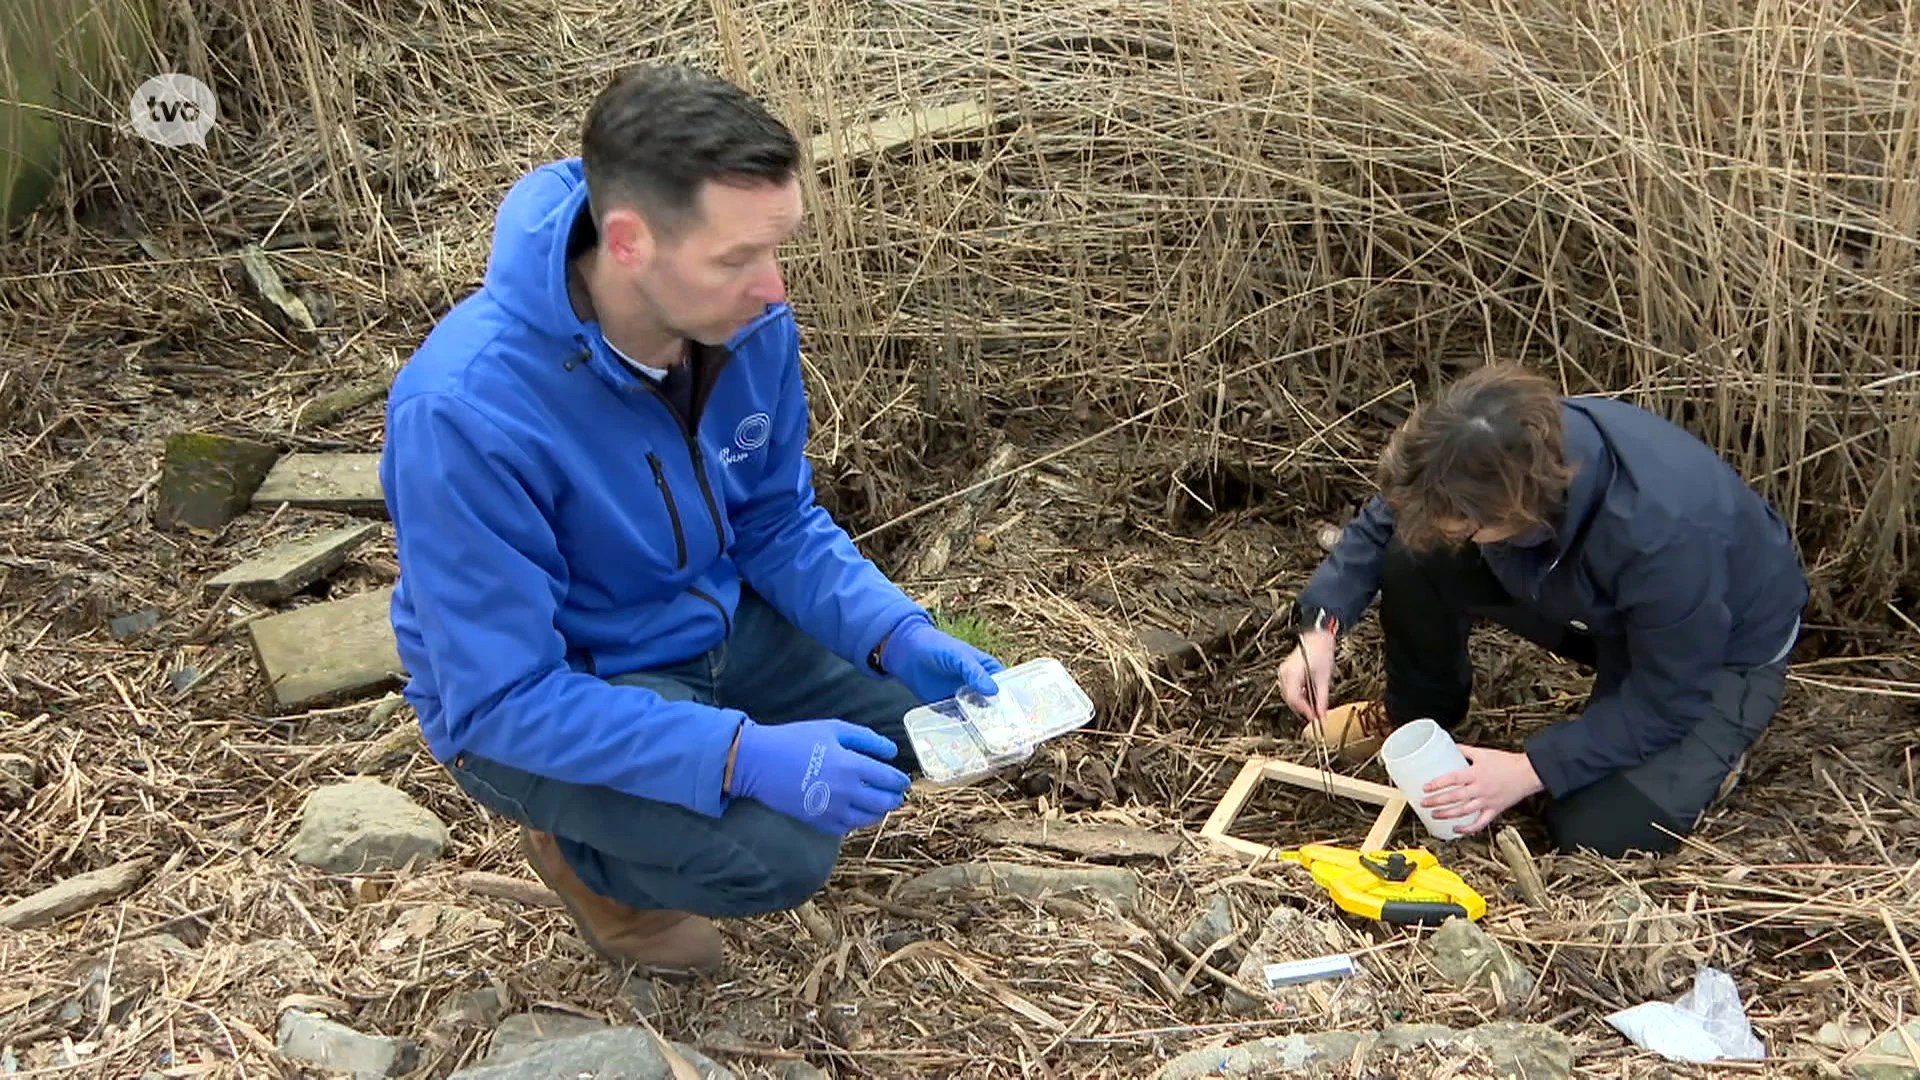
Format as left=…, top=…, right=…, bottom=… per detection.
left=1277, top=844, right=1487, bottom=926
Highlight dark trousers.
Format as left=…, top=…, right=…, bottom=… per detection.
left=445, top=589, right=923, bottom=917
left=1378, top=541, right=1788, bottom=857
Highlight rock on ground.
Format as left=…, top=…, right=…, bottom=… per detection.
left=277, top=1010, right=419, bottom=1077
left=1167, top=892, right=1237, bottom=984
left=1429, top=916, right=1536, bottom=1004
left=289, top=778, right=447, bottom=873
left=0, top=752, right=42, bottom=808
left=782, top=1062, right=832, bottom=1080
left=1850, top=1018, right=1920, bottom=1080
left=1154, top=1021, right=1573, bottom=1080
left=452, top=1017, right=736, bottom=1080
left=1225, top=906, right=1380, bottom=1022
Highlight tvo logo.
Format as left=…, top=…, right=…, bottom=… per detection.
left=130, top=74, right=216, bottom=148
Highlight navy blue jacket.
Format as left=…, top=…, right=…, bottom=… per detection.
left=1298, top=396, right=1808, bottom=798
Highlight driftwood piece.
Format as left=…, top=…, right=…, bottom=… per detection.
left=1495, top=826, right=1550, bottom=909
left=0, top=856, right=153, bottom=929
left=453, top=872, right=560, bottom=909
left=972, top=819, right=1182, bottom=862
left=238, top=243, right=318, bottom=337
left=906, top=440, right=1022, bottom=587
left=296, top=375, right=392, bottom=430
left=809, top=100, right=998, bottom=168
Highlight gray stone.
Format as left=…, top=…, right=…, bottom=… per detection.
left=1167, top=892, right=1237, bottom=984
left=1465, top=1021, right=1574, bottom=1080
left=109, top=609, right=161, bottom=639
left=892, top=861, right=1138, bottom=913
left=1154, top=1022, right=1571, bottom=1080
left=1850, top=1018, right=1920, bottom=1080
left=1179, top=893, right=1235, bottom=955
left=1430, top=917, right=1536, bottom=1004
left=276, top=1010, right=419, bottom=1077
left=783, top=1062, right=832, bottom=1080
left=450, top=1026, right=736, bottom=1080
left=1154, top=1030, right=1371, bottom=1079
left=289, top=779, right=447, bottom=873
left=487, top=1012, right=611, bottom=1062
left=1376, top=1023, right=1459, bottom=1051
left=0, top=752, right=39, bottom=809
left=1225, top=906, right=1380, bottom=1022
left=429, top=988, right=507, bottom=1036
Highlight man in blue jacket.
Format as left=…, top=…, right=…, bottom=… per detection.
left=1276, top=364, right=1806, bottom=856
left=379, top=64, right=1005, bottom=975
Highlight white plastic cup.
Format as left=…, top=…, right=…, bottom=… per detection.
left=1380, top=718, right=1471, bottom=841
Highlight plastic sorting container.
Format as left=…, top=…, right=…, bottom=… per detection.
left=903, top=657, right=1095, bottom=785
left=1380, top=718, right=1472, bottom=841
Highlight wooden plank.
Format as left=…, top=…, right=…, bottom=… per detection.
left=248, top=586, right=404, bottom=709
left=0, top=856, right=152, bottom=929
left=1199, top=757, right=1269, bottom=843
left=1363, top=796, right=1408, bottom=854
left=1202, top=755, right=1411, bottom=864
left=1258, top=759, right=1401, bottom=806
left=206, top=523, right=380, bottom=601
left=973, top=819, right=1181, bottom=862
left=809, top=100, right=997, bottom=168
left=252, top=453, right=385, bottom=515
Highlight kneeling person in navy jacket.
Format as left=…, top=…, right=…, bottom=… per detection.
left=1278, top=364, right=1807, bottom=856
left=379, top=65, right=1004, bottom=975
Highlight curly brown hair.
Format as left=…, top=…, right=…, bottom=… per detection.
left=1378, top=364, right=1578, bottom=551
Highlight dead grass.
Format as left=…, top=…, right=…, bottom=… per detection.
left=2, top=0, right=1918, bottom=1076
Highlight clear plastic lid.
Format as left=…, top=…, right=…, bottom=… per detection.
left=903, top=657, right=1096, bottom=785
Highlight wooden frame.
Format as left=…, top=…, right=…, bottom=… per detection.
left=1199, top=757, right=1409, bottom=860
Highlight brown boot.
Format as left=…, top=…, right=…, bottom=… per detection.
left=518, top=827, right=723, bottom=975
left=1302, top=699, right=1390, bottom=763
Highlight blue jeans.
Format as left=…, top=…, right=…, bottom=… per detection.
left=444, top=588, right=923, bottom=918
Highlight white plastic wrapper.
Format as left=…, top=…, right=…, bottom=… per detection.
left=1605, top=967, right=1766, bottom=1063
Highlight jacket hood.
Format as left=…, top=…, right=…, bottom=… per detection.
left=482, top=157, right=596, bottom=343
left=1541, top=400, right=1615, bottom=558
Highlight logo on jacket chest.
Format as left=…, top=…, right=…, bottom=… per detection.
left=719, top=412, right=771, bottom=467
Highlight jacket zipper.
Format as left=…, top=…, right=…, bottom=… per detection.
left=634, top=353, right=736, bottom=639
left=646, top=453, right=688, bottom=570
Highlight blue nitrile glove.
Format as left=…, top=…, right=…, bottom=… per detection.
left=729, top=719, right=912, bottom=835
left=879, top=615, right=1006, bottom=703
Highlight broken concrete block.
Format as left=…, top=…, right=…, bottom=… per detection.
left=289, top=778, right=447, bottom=873
left=276, top=1009, right=418, bottom=1076
left=154, top=432, right=280, bottom=532
left=206, top=523, right=380, bottom=601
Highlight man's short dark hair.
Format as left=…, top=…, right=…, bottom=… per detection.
left=580, top=64, right=799, bottom=234
left=1377, top=363, right=1578, bottom=551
